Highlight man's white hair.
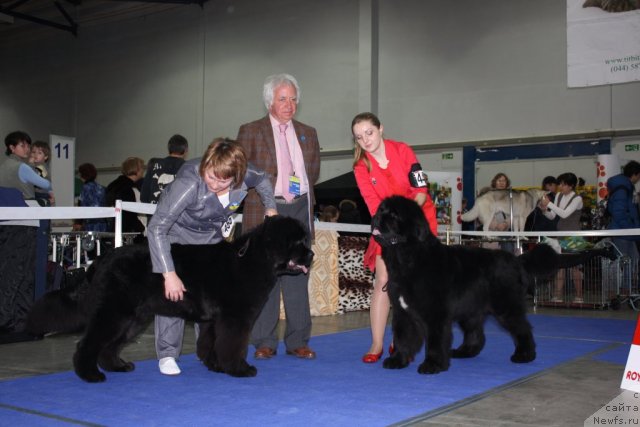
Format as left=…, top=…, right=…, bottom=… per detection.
left=263, top=73, right=301, bottom=110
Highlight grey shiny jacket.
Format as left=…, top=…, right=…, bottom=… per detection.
left=147, top=157, right=276, bottom=273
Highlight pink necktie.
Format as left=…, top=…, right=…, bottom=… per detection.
left=278, top=123, right=294, bottom=202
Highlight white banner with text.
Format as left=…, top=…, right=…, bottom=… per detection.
left=567, top=0, right=640, bottom=88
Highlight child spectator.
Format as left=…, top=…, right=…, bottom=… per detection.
left=29, top=141, right=52, bottom=206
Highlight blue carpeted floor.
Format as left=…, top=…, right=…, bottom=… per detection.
left=0, top=314, right=635, bottom=426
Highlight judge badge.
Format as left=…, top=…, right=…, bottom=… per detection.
left=221, top=215, right=235, bottom=238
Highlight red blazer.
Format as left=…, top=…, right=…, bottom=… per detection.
left=237, top=115, right=321, bottom=234
left=354, top=139, right=437, bottom=233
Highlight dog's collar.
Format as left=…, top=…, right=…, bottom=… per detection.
left=386, top=234, right=407, bottom=245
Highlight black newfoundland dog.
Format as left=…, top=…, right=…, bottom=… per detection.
left=27, top=216, right=313, bottom=382
left=371, top=196, right=560, bottom=375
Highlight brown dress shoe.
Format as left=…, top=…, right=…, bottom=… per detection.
left=254, top=347, right=277, bottom=359
left=286, top=346, right=316, bottom=359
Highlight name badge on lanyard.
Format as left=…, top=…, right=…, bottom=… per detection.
left=289, top=175, right=301, bottom=196
left=221, top=215, right=235, bottom=238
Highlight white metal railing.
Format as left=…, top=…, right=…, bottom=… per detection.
left=444, top=228, right=640, bottom=248
left=2, top=202, right=640, bottom=248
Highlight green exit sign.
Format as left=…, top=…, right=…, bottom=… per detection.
left=625, top=144, right=639, bottom=151
left=442, top=153, right=454, bottom=160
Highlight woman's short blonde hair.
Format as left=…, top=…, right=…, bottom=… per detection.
left=121, top=157, right=145, bottom=177
left=199, top=138, right=247, bottom=188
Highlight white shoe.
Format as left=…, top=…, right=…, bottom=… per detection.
left=550, top=296, right=563, bottom=303
left=159, top=357, right=181, bottom=376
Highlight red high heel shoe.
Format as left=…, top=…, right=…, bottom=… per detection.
left=362, top=350, right=384, bottom=363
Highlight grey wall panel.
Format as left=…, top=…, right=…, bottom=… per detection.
left=376, top=0, right=628, bottom=145
left=612, top=83, right=640, bottom=130
left=202, top=0, right=360, bottom=153
left=1, top=35, right=75, bottom=144
left=72, top=7, right=204, bottom=168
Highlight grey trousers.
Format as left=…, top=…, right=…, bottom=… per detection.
left=155, top=316, right=199, bottom=360
left=250, top=196, right=312, bottom=351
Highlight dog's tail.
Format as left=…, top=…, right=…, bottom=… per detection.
left=519, top=244, right=560, bottom=279
left=518, top=244, right=560, bottom=295
left=460, top=203, right=480, bottom=222
left=518, top=242, right=618, bottom=294
left=554, top=245, right=618, bottom=269
left=25, top=264, right=95, bottom=337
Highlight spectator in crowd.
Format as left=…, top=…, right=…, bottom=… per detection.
left=488, top=172, right=511, bottom=231
left=236, top=73, right=321, bottom=361
left=0, top=131, right=54, bottom=205
left=77, top=163, right=108, bottom=232
left=578, top=177, right=586, bottom=188
left=141, top=134, right=189, bottom=204
left=29, top=140, right=52, bottom=206
left=106, top=157, right=146, bottom=234
left=0, top=131, right=53, bottom=336
left=319, top=204, right=339, bottom=222
left=606, top=160, right=640, bottom=264
left=480, top=172, right=515, bottom=252
left=29, top=141, right=50, bottom=179
left=338, top=198, right=362, bottom=224
left=541, top=172, right=585, bottom=303
left=526, top=176, right=559, bottom=232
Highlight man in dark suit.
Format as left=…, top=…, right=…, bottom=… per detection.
left=237, top=73, right=320, bottom=360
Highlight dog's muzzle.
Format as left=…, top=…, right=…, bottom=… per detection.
left=372, top=228, right=405, bottom=246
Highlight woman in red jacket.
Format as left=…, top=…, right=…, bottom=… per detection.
left=352, top=112, right=437, bottom=363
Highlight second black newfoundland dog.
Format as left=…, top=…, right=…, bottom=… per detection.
left=27, top=216, right=313, bottom=382
left=372, top=196, right=567, bottom=375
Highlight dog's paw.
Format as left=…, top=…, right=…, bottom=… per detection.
left=114, top=361, right=135, bottom=372
left=196, top=348, right=209, bottom=362
left=207, top=364, right=224, bottom=373
left=417, top=359, right=448, bottom=375
left=450, top=348, right=468, bottom=358
left=228, top=365, right=257, bottom=377
left=77, top=369, right=106, bottom=383
left=203, top=358, right=223, bottom=373
left=382, top=356, right=409, bottom=370
left=451, top=346, right=482, bottom=359
left=511, top=351, right=536, bottom=363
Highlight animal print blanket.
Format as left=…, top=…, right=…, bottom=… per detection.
left=280, top=231, right=374, bottom=317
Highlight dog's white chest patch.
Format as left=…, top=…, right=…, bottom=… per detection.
left=398, top=295, right=409, bottom=310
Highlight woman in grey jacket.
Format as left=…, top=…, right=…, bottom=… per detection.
left=147, top=138, right=278, bottom=375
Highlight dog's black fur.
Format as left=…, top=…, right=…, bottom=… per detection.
left=371, top=196, right=612, bottom=375
left=26, top=216, right=313, bottom=382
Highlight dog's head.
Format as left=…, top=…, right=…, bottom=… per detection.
left=261, top=215, right=314, bottom=275
left=371, top=196, right=435, bottom=247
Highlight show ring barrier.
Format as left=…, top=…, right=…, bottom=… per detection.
left=2, top=202, right=640, bottom=315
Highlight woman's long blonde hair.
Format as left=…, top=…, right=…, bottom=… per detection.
left=199, top=138, right=247, bottom=189
left=351, top=112, right=382, bottom=172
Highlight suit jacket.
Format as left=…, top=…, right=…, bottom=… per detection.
left=237, top=115, right=320, bottom=234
